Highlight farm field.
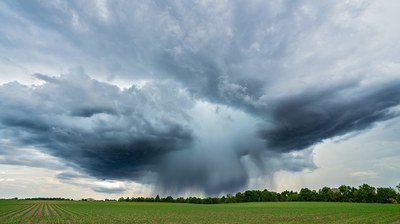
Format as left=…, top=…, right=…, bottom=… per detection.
left=0, top=200, right=399, bottom=224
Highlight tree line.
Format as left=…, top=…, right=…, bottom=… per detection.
left=118, top=184, right=400, bottom=204
left=24, top=197, right=73, bottom=201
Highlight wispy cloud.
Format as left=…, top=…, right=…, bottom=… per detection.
left=350, top=171, right=378, bottom=178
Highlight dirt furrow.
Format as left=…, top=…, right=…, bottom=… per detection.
left=48, top=204, right=59, bottom=216
left=23, top=203, right=40, bottom=218
left=12, top=204, right=39, bottom=218
left=53, top=204, right=82, bottom=216
left=53, top=205, right=64, bottom=216
left=35, top=203, right=44, bottom=217
left=33, top=203, right=44, bottom=223
left=1, top=204, right=35, bottom=218
left=44, top=203, right=50, bottom=216
left=19, top=204, right=41, bottom=224
left=52, top=205, right=68, bottom=216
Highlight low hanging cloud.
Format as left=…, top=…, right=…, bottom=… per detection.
left=260, top=81, right=400, bottom=152
left=57, top=171, right=128, bottom=194
left=1, top=1, right=400, bottom=195
left=1, top=72, right=399, bottom=195
left=0, top=72, right=194, bottom=183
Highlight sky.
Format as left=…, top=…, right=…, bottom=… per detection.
left=0, top=0, right=400, bottom=200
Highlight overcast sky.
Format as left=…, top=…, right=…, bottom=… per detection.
left=1, top=0, right=400, bottom=199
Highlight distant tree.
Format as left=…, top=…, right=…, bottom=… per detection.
left=319, top=187, right=331, bottom=202
left=319, top=187, right=340, bottom=202
left=299, top=188, right=319, bottom=201
left=376, top=188, right=397, bottom=203
left=280, top=190, right=290, bottom=201
left=329, top=188, right=341, bottom=202
left=286, top=191, right=299, bottom=201
left=187, top=197, right=202, bottom=204
left=203, top=197, right=220, bottom=204
left=396, top=184, right=400, bottom=203
left=261, top=189, right=276, bottom=202
left=235, top=192, right=245, bottom=203
left=244, top=190, right=261, bottom=202
left=115, top=183, right=398, bottom=204
left=339, top=185, right=356, bottom=202
left=176, top=197, right=186, bottom=203
left=270, top=192, right=279, bottom=202
left=162, top=196, right=174, bottom=202
left=225, top=194, right=235, bottom=203
left=355, top=184, right=376, bottom=203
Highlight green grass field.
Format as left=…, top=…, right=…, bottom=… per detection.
left=0, top=200, right=399, bottom=223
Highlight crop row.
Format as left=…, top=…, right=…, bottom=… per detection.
left=0, top=202, right=73, bottom=223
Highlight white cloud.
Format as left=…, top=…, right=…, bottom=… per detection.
left=350, top=171, right=378, bottom=178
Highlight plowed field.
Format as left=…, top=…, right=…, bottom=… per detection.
left=0, top=200, right=399, bottom=223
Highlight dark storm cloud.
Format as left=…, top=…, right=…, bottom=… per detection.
left=157, top=149, right=249, bottom=195
left=1, top=0, right=400, bottom=196
left=0, top=73, right=194, bottom=182
left=259, top=81, right=400, bottom=152
left=92, top=186, right=126, bottom=194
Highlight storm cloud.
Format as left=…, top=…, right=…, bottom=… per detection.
left=0, top=72, right=194, bottom=182
left=260, top=81, right=400, bottom=152
left=1, top=72, right=399, bottom=195
left=1, top=0, right=400, bottom=195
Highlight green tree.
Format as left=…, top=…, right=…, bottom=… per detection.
left=339, top=185, right=356, bottom=202
left=280, top=190, right=289, bottom=201
left=319, top=187, right=331, bottom=202
left=376, top=187, right=397, bottom=203
left=244, top=190, right=261, bottom=202
left=176, top=197, right=186, bottom=203
left=155, top=195, right=160, bottom=202
left=299, top=188, right=319, bottom=201
left=163, top=196, right=174, bottom=202
left=355, top=184, right=376, bottom=203
left=225, top=194, right=235, bottom=203
left=261, top=189, right=278, bottom=202
left=287, top=191, right=299, bottom=201
left=235, top=192, right=245, bottom=203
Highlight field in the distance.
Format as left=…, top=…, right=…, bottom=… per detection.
left=0, top=200, right=399, bottom=224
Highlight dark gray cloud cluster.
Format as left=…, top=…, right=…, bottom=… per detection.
left=0, top=71, right=323, bottom=195
left=0, top=72, right=194, bottom=183
left=1, top=0, right=400, bottom=195
left=260, top=81, right=400, bottom=152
